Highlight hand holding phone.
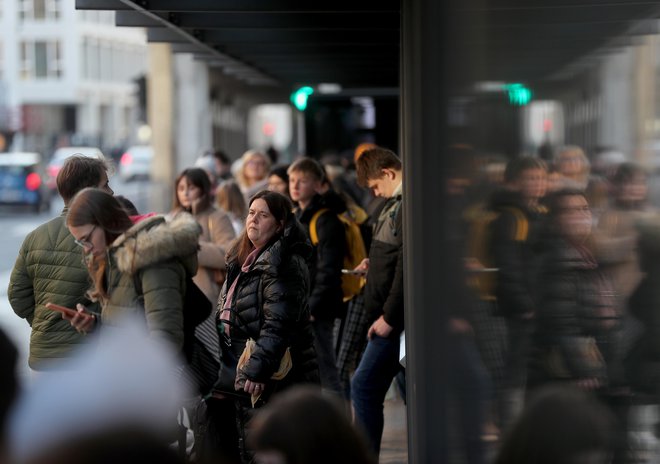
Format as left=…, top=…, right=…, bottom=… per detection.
left=47, top=302, right=95, bottom=334
left=45, top=302, right=77, bottom=318
left=342, top=269, right=367, bottom=276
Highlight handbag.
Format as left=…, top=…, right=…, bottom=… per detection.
left=234, top=338, right=292, bottom=407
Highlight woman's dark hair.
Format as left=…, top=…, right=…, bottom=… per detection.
left=114, top=195, right=139, bottom=216
left=226, top=190, right=293, bottom=266
left=612, top=162, right=647, bottom=186
left=545, top=187, right=588, bottom=220
left=250, top=386, right=376, bottom=464
left=67, top=188, right=134, bottom=243
left=496, top=386, right=614, bottom=464
left=172, top=167, right=212, bottom=213
left=67, top=188, right=134, bottom=301
left=269, top=164, right=290, bottom=184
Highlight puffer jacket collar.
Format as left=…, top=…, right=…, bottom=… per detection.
left=111, top=213, right=201, bottom=276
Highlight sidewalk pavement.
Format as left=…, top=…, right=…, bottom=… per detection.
left=380, top=398, right=407, bottom=464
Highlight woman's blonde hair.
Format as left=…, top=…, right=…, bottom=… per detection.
left=555, top=145, right=590, bottom=181
left=237, top=150, right=271, bottom=188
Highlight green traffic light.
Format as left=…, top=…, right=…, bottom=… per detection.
left=291, top=86, right=314, bottom=111
left=503, top=83, right=532, bottom=106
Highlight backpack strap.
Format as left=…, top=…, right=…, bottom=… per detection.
left=309, top=208, right=330, bottom=246
left=501, top=206, right=529, bottom=242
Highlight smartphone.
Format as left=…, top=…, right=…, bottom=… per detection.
left=45, top=302, right=78, bottom=318
left=342, top=269, right=367, bottom=276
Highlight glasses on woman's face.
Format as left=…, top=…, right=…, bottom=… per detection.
left=74, top=225, right=96, bottom=249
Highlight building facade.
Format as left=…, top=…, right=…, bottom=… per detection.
left=0, top=0, right=147, bottom=156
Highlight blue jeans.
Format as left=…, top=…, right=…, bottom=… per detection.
left=351, top=333, right=402, bottom=455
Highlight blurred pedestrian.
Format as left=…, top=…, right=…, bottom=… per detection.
left=216, top=179, right=247, bottom=236
left=171, top=168, right=236, bottom=398
left=0, top=328, right=18, bottom=463
left=289, top=158, right=347, bottom=396
left=9, top=155, right=112, bottom=371
left=490, top=157, right=548, bottom=430
left=267, top=165, right=290, bottom=198
left=528, top=189, right=618, bottom=392
left=350, top=147, right=404, bottom=456
left=171, top=168, right=235, bottom=304
left=593, top=163, right=653, bottom=360
left=250, top=386, right=376, bottom=464
left=63, top=188, right=201, bottom=352
left=236, top=150, right=271, bottom=203
left=210, top=190, right=319, bottom=463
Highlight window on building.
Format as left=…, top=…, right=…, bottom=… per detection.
left=20, top=41, right=62, bottom=79
left=19, top=0, right=60, bottom=21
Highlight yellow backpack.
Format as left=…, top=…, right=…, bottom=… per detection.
left=310, top=207, right=368, bottom=302
left=464, top=204, right=530, bottom=301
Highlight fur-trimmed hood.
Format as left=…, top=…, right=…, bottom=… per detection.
left=111, top=213, right=201, bottom=276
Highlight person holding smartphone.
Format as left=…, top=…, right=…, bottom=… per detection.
left=63, top=188, right=201, bottom=351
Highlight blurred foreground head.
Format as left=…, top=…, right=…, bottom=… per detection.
left=8, top=319, right=185, bottom=464
left=250, top=387, right=376, bottom=464
left=496, top=386, right=614, bottom=464
left=0, top=328, right=18, bottom=458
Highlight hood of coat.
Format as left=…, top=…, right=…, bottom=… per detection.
left=111, top=213, right=202, bottom=276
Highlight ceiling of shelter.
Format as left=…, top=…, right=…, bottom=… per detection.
left=75, top=0, right=660, bottom=91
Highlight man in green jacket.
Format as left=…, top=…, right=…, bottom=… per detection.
left=9, top=155, right=113, bottom=370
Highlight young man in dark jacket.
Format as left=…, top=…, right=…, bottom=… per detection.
left=350, top=147, right=404, bottom=456
left=8, top=155, right=113, bottom=370
left=490, top=156, right=547, bottom=429
left=289, top=158, right=347, bottom=395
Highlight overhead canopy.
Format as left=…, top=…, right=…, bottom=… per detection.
left=75, top=0, right=660, bottom=91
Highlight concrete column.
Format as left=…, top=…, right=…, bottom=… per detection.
left=147, top=43, right=174, bottom=212
left=633, top=35, right=656, bottom=167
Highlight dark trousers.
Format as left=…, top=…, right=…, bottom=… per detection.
left=313, top=318, right=343, bottom=395
left=500, top=317, right=534, bottom=430
left=449, top=333, right=490, bottom=464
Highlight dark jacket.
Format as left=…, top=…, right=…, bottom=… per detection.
left=364, top=184, right=404, bottom=333
left=295, top=193, right=347, bottom=320
left=218, top=217, right=319, bottom=387
left=8, top=211, right=97, bottom=369
left=103, top=214, right=200, bottom=351
left=529, top=238, right=617, bottom=386
left=625, top=218, right=660, bottom=394
left=490, top=190, right=546, bottom=318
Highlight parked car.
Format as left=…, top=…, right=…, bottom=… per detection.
left=119, top=146, right=153, bottom=181
left=46, top=146, right=104, bottom=196
left=0, top=152, right=50, bottom=212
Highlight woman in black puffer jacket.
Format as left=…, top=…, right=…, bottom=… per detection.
left=205, top=190, right=319, bottom=464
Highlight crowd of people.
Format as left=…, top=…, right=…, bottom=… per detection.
left=3, top=140, right=660, bottom=464
left=3, top=145, right=402, bottom=464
